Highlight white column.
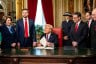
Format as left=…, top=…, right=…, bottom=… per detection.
left=24, top=0, right=28, bottom=9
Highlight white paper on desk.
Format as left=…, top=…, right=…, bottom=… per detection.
left=40, top=36, right=47, bottom=47
left=45, top=47, right=54, bottom=49
left=35, top=47, right=45, bottom=49
left=35, top=47, right=54, bottom=49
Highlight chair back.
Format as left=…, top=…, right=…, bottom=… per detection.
left=52, top=28, right=62, bottom=47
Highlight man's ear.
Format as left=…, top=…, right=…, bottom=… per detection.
left=79, top=17, right=81, bottom=20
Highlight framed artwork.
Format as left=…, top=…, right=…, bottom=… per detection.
left=68, top=0, right=74, bottom=13
left=83, top=0, right=93, bottom=12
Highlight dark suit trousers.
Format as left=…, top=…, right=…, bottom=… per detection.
left=21, top=37, right=32, bottom=48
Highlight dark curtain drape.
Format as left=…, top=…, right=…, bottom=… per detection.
left=28, top=0, right=54, bottom=25
left=28, top=0, right=37, bottom=21
left=42, top=0, right=54, bottom=26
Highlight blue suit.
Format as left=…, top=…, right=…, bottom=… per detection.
left=0, top=24, right=16, bottom=49
left=16, top=18, right=36, bottom=47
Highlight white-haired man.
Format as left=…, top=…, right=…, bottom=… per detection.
left=38, top=24, right=58, bottom=47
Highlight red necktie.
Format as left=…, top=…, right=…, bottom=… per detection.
left=46, top=34, right=48, bottom=41
left=88, top=21, right=90, bottom=28
left=75, top=23, right=78, bottom=32
left=24, top=18, right=28, bottom=38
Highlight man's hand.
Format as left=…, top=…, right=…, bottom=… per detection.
left=33, top=42, right=37, bottom=47
left=37, top=43, right=42, bottom=47
left=17, top=42, right=20, bottom=48
left=72, top=41, right=78, bottom=47
left=11, top=43, right=16, bottom=47
left=64, top=36, right=68, bottom=40
left=46, top=42, right=54, bottom=47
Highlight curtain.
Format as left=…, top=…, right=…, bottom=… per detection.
left=41, top=0, right=54, bottom=26
left=28, top=0, right=37, bottom=21
left=28, top=0, right=54, bottom=26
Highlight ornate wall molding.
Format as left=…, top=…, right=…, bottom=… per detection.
left=0, top=0, right=7, bottom=15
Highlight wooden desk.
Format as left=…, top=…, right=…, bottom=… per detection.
left=0, top=47, right=96, bottom=64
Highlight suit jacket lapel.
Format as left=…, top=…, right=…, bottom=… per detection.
left=90, top=20, right=94, bottom=28
left=6, top=26, right=11, bottom=34
left=29, top=19, right=31, bottom=30
left=73, top=23, right=76, bottom=32
left=21, top=19, right=24, bottom=34
left=44, top=34, right=48, bottom=41
left=29, top=19, right=33, bottom=31
left=77, top=21, right=83, bottom=33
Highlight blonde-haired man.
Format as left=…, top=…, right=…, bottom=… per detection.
left=38, top=24, right=58, bottom=47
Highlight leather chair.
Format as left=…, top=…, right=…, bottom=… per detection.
left=52, top=28, right=62, bottom=47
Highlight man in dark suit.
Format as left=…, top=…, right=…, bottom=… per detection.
left=38, top=24, right=58, bottom=47
left=0, top=16, right=16, bottom=49
left=16, top=9, right=36, bottom=48
left=62, top=12, right=74, bottom=46
left=85, top=11, right=93, bottom=28
left=90, top=8, right=96, bottom=49
left=70, top=12, right=88, bottom=48
left=85, top=11, right=94, bottom=48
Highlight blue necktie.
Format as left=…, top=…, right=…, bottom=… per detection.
left=8, top=27, right=13, bottom=33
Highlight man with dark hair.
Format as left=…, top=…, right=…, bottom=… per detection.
left=85, top=11, right=94, bottom=48
left=70, top=12, right=88, bottom=48
left=16, top=9, right=37, bottom=48
left=85, top=11, right=93, bottom=28
left=62, top=12, right=74, bottom=46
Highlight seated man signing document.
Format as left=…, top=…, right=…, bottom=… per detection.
left=37, top=24, right=58, bottom=48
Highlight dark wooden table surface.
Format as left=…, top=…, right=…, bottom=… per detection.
left=0, top=46, right=96, bottom=64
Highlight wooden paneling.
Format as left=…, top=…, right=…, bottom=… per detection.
left=53, top=0, right=85, bottom=27
left=53, top=0, right=68, bottom=27
left=54, top=0, right=63, bottom=27
left=21, top=63, right=65, bottom=64
left=16, top=0, right=22, bottom=20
